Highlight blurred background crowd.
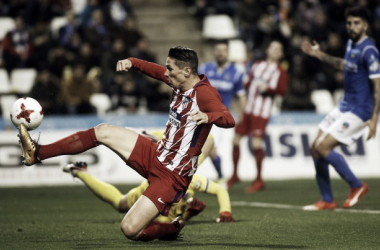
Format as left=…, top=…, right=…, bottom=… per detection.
left=0, top=0, right=380, bottom=116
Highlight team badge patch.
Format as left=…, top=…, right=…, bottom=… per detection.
left=369, top=60, right=379, bottom=72
left=342, top=122, right=350, bottom=130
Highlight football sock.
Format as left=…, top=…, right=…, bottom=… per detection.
left=198, top=152, right=206, bottom=165
left=253, top=148, right=265, bottom=181
left=38, top=128, right=98, bottom=160
left=76, top=171, right=123, bottom=210
left=232, top=145, right=240, bottom=177
left=325, top=151, right=362, bottom=188
left=211, top=155, right=223, bottom=179
left=136, top=221, right=178, bottom=241
left=314, top=158, right=333, bottom=203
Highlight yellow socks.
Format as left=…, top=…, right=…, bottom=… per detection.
left=76, top=171, right=123, bottom=210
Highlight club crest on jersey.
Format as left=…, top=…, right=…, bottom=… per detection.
left=342, top=122, right=349, bottom=130
left=182, top=97, right=192, bottom=109
left=169, top=108, right=182, bottom=127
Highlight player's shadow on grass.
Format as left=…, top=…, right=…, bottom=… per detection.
left=144, top=242, right=307, bottom=249
left=187, top=219, right=245, bottom=225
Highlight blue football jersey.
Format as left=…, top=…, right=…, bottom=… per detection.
left=198, top=62, right=245, bottom=108
left=340, top=37, right=380, bottom=121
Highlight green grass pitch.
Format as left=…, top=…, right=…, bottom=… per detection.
left=1, top=179, right=380, bottom=249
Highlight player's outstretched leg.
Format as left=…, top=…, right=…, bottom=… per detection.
left=18, top=124, right=41, bottom=165
left=18, top=123, right=140, bottom=166
left=63, top=162, right=124, bottom=211
left=18, top=124, right=98, bottom=166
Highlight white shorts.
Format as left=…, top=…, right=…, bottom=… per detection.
left=318, top=107, right=368, bottom=145
left=210, top=125, right=224, bottom=145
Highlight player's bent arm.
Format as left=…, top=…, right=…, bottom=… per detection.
left=319, top=52, right=345, bottom=71
left=366, top=77, right=380, bottom=139
left=301, top=41, right=344, bottom=71
left=196, top=88, right=235, bottom=128
left=237, top=93, right=247, bottom=112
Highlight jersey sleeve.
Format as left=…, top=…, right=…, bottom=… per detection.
left=266, top=68, right=288, bottom=96
left=362, top=46, right=380, bottom=79
left=128, top=57, right=170, bottom=85
left=233, top=70, right=246, bottom=96
left=196, top=86, right=235, bottom=128
left=191, top=174, right=232, bottom=213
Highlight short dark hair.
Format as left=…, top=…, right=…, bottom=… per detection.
left=168, top=46, right=198, bottom=74
left=345, top=5, right=370, bottom=22
left=214, top=39, right=229, bottom=47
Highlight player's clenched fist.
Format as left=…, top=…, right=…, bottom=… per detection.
left=116, top=59, right=132, bottom=72
left=217, top=211, right=235, bottom=223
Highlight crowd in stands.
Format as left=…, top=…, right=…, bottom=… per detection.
left=1, top=0, right=380, bottom=116
left=0, top=0, right=170, bottom=116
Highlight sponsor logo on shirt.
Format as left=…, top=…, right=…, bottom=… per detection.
left=169, top=108, right=182, bottom=127
left=344, top=60, right=358, bottom=73
left=209, top=79, right=234, bottom=91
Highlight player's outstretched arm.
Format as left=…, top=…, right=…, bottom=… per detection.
left=116, top=58, right=169, bottom=84
left=365, top=78, right=380, bottom=140
left=301, top=40, right=344, bottom=71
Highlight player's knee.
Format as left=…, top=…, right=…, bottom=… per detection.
left=120, top=222, right=139, bottom=240
left=315, top=144, right=329, bottom=158
left=94, top=123, right=112, bottom=141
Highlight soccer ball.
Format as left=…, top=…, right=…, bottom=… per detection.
left=10, top=97, right=44, bottom=130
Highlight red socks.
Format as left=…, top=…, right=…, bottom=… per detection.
left=253, top=148, right=265, bottom=180
left=38, top=128, right=98, bottom=160
left=232, top=145, right=240, bottom=177
left=135, top=221, right=178, bottom=241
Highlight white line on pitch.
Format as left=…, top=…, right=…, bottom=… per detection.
left=231, top=201, right=380, bottom=214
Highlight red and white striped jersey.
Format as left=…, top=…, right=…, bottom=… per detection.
left=129, top=58, right=235, bottom=182
left=244, top=60, right=288, bottom=119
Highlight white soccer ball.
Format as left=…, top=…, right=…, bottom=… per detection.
left=10, top=97, right=44, bottom=130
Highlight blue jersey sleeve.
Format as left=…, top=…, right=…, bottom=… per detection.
left=362, top=46, right=380, bottom=79
left=198, top=63, right=207, bottom=75
left=233, top=71, right=245, bottom=95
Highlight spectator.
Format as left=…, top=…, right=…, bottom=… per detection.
left=2, top=16, right=33, bottom=73
left=104, top=0, right=131, bottom=26
left=109, top=74, right=140, bottom=113
left=59, top=10, right=80, bottom=48
left=48, top=45, right=72, bottom=78
left=25, top=0, right=62, bottom=26
left=118, top=16, right=143, bottom=51
left=84, top=9, right=110, bottom=50
left=79, top=0, right=100, bottom=26
left=0, top=1, right=10, bottom=16
left=29, top=69, right=62, bottom=114
left=73, top=43, right=100, bottom=73
left=102, top=38, right=129, bottom=82
left=60, top=64, right=96, bottom=114
left=282, top=55, right=315, bottom=111
left=30, top=21, right=53, bottom=70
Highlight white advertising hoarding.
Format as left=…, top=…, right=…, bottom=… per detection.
left=0, top=125, right=379, bottom=186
